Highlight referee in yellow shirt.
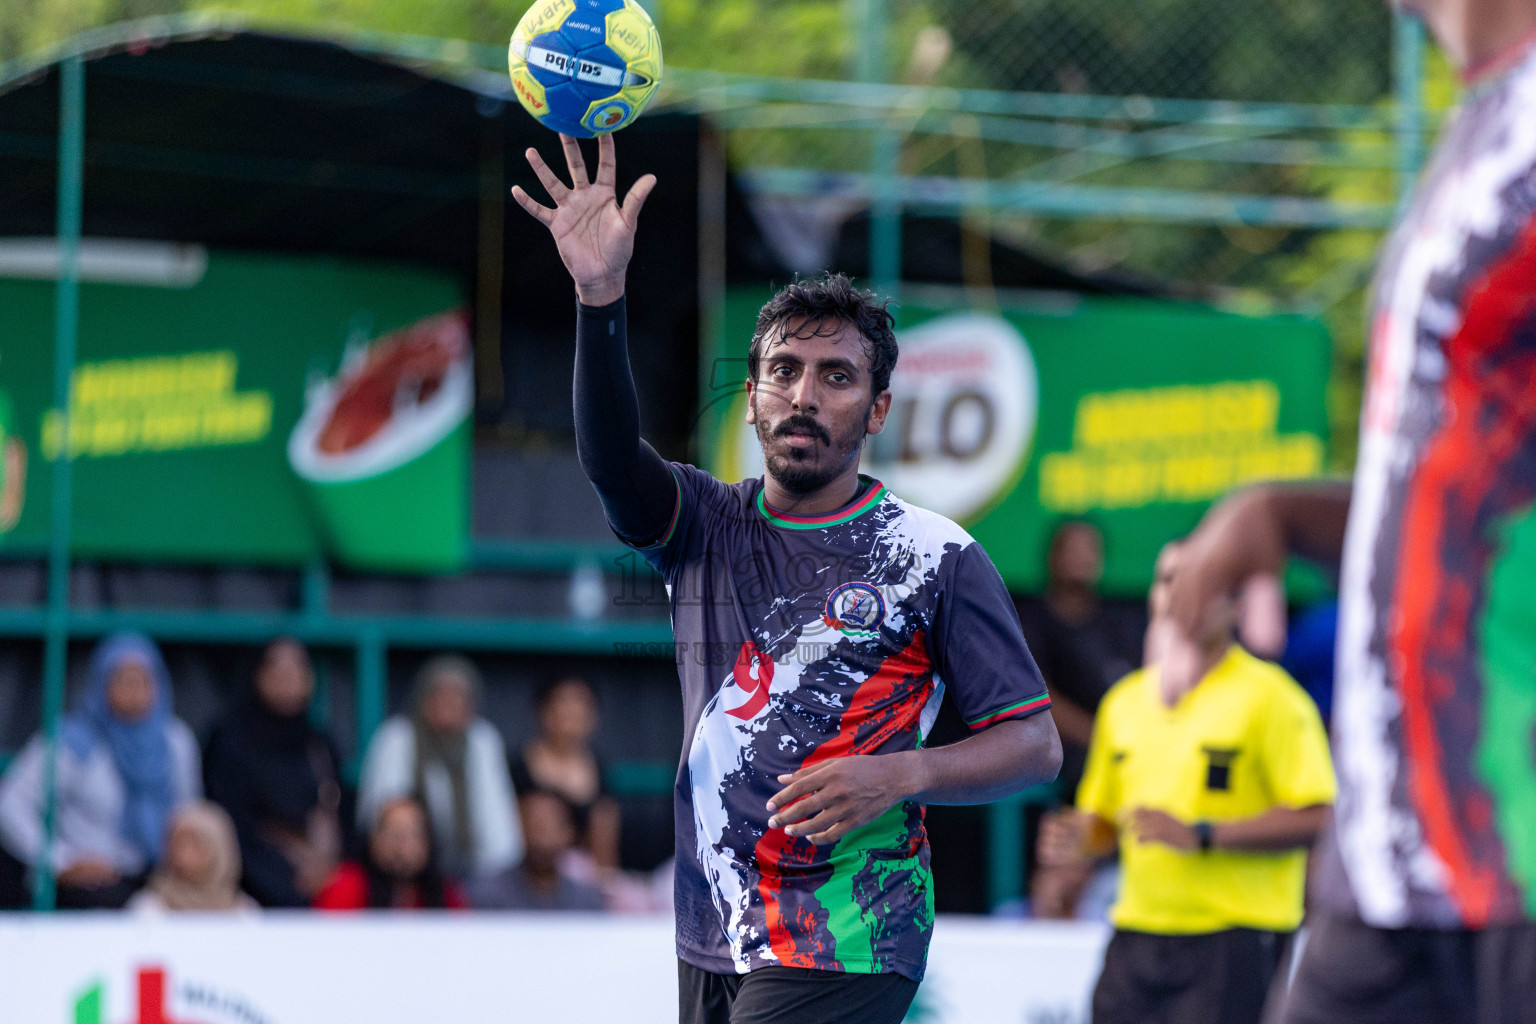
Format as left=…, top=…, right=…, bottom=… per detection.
left=1041, top=542, right=1336, bottom=1024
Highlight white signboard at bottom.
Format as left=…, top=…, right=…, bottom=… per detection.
left=0, top=913, right=1109, bottom=1024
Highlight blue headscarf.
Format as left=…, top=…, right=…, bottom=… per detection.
left=60, top=632, right=177, bottom=864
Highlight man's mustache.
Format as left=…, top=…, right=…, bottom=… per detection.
left=773, top=415, right=831, bottom=445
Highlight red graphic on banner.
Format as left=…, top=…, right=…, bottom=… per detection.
left=74, top=962, right=271, bottom=1024
left=131, top=967, right=214, bottom=1024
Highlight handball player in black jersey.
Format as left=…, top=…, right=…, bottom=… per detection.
left=512, top=134, right=1062, bottom=1024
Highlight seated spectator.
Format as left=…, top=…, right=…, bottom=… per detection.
left=1017, top=519, right=1144, bottom=920
left=356, top=655, right=521, bottom=881
left=314, top=795, right=464, bottom=910
left=468, top=789, right=606, bottom=912
left=128, top=801, right=258, bottom=913
left=1017, top=519, right=1145, bottom=792
left=0, top=632, right=199, bottom=909
left=510, top=676, right=620, bottom=870
left=203, top=637, right=348, bottom=907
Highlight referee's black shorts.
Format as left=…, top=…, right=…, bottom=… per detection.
left=678, top=960, right=919, bottom=1024
left=1279, top=913, right=1536, bottom=1024
left=1091, top=926, right=1293, bottom=1024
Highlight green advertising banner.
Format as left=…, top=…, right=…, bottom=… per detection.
left=704, top=287, right=1332, bottom=596
left=0, top=244, right=471, bottom=571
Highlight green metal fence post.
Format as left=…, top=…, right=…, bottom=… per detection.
left=302, top=560, right=331, bottom=730
left=986, top=783, right=1058, bottom=911
left=301, top=559, right=330, bottom=624
left=870, top=133, right=902, bottom=301
left=852, top=0, right=901, bottom=300
left=1393, top=11, right=1426, bottom=204
left=35, top=52, right=85, bottom=912
left=696, top=75, right=729, bottom=465
left=986, top=794, right=1025, bottom=912
left=353, top=626, right=387, bottom=781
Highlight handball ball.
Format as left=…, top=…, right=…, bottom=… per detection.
left=508, top=0, right=663, bottom=138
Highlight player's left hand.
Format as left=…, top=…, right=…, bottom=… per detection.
left=766, top=755, right=916, bottom=846
left=1128, top=808, right=1198, bottom=850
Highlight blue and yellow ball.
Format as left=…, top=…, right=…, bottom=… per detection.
left=508, top=0, right=663, bottom=138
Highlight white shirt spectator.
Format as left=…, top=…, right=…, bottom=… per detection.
left=0, top=715, right=199, bottom=876
left=357, top=714, right=522, bottom=878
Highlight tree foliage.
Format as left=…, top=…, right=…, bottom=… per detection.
left=1, top=0, right=184, bottom=63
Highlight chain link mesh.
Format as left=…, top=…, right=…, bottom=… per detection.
left=681, top=0, right=1414, bottom=467
left=927, top=0, right=1392, bottom=104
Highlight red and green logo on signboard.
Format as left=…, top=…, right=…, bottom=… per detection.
left=73, top=965, right=272, bottom=1024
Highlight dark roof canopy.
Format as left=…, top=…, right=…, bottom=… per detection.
left=0, top=22, right=709, bottom=270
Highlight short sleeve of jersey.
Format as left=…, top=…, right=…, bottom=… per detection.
left=1256, top=674, right=1338, bottom=809
left=1076, top=677, right=1130, bottom=820
left=623, top=462, right=735, bottom=580
left=929, top=542, right=1052, bottom=732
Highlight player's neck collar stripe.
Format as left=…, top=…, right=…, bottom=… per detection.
left=756, top=479, right=887, bottom=529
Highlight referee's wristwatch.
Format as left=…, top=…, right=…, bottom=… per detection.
left=1193, top=821, right=1215, bottom=851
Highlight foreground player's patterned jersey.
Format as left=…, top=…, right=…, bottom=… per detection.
left=633, top=467, right=1049, bottom=980
left=1325, top=44, right=1536, bottom=929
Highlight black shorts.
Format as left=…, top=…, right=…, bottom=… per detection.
left=1091, top=927, right=1293, bottom=1024
left=1279, top=913, right=1536, bottom=1024
left=677, top=960, right=919, bottom=1024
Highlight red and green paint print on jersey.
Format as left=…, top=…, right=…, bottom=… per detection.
left=1326, top=42, right=1536, bottom=929
left=631, top=465, right=1050, bottom=981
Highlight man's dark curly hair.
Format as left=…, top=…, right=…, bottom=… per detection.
left=747, top=273, right=898, bottom=396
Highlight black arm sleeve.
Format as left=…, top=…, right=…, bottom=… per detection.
left=573, top=297, right=678, bottom=545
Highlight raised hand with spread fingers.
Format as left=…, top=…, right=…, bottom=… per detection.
left=511, top=132, right=657, bottom=307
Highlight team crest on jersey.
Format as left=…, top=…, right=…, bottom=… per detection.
left=824, top=581, right=886, bottom=637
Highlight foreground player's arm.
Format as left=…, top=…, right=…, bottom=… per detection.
left=908, top=714, right=1061, bottom=803
left=767, top=714, right=1061, bottom=845
left=1129, top=805, right=1330, bottom=852
left=513, top=134, right=675, bottom=544
left=1165, top=480, right=1351, bottom=668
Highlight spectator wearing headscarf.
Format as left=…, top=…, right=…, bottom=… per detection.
left=314, top=795, right=465, bottom=910
left=355, top=655, right=521, bottom=881
left=128, top=801, right=258, bottom=913
left=0, top=632, right=200, bottom=908
left=203, top=638, right=349, bottom=907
